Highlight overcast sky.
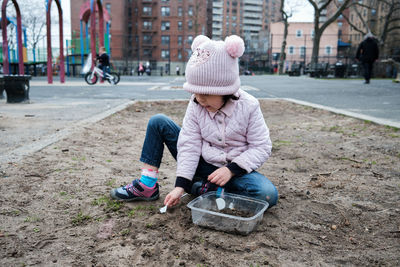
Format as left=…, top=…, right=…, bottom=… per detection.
left=287, top=0, right=314, bottom=22
left=61, top=0, right=71, bottom=39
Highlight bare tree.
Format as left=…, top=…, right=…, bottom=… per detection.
left=307, top=0, right=352, bottom=65
left=342, top=0, right=400, bottom=54
left=193, top=0, right=203, bottom=36
left=4, top=2, right=17, bottom=51
left=278, top=0, right=290, bottom=74
left=6, top=0, right=59, bottom=52
left=24, top=14, right=46, bottom=52
left=278, top=0, right=305, bottom=74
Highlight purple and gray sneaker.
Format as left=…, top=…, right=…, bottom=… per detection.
left=110, top=179, right=159, bottom=201
left=191, top=181, right=218, bottom=196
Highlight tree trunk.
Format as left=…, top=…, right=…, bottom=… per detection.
left=278, top=20, right=289, bottom=74
left=311, top=28, right=321, bottom=66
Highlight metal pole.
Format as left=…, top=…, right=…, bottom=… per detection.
left=304, top=34, right=307, bottom=67
left=66, top=40, right=70, bottom=76
left=46, top=0, right=53, bottom=83
left=168, top=40, right=171, bottom=75
left=1, top=1, right=10, bottom=74
left=80, top=21, right=84, bottom=68
left=57, top=0, right=65, bottom=83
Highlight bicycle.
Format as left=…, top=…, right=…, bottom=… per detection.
left=84, top=65, right=120, bottom=85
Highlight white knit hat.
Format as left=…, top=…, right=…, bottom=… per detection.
left=183, top=35, right=245, bottom=95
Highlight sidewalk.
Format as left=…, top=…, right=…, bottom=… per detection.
left=1, top=75, right=399, bottom=165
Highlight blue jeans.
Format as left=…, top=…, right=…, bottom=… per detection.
left=98, top=65, right=109, bottom=78
left=140, top=114, right=278, bottom=207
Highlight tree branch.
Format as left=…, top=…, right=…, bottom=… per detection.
left=318, top=0, right=333, bottom=13
left=341, top=12, right=367, bottom=35
left=319, top=0, right=352, bottom=33
left=387, top=26, right=400, bottom=33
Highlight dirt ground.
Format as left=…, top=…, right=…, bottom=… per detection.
left=1, top=99, right=399, bottom=266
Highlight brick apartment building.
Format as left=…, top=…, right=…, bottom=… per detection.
left=69, top=0, right=282, bottom=74
left=131, top=0, right=209, bottom=74
left=70, top=0, right=125, bottom=62
left=325, top=0, right=400, bottom=58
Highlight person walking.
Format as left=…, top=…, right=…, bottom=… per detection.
left=356, top=32, right=379, bottom=84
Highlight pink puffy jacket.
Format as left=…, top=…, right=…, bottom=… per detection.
left=176, top=89, right=272, bottom=180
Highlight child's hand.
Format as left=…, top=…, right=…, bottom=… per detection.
left=208, top=167, right=233, bottom=186
left=164, top=187, right=185, bottom=207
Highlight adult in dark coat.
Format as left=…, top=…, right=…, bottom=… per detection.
left=356, top=33, right=379, bottom=84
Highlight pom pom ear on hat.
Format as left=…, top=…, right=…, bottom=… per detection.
left=191, top=35, right=210, bottom=51
left=225, top=35, right=245, bottom=58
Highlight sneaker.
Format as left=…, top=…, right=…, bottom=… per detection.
left=191, top=181, right=218, bottom=196
left=110, top=179, right=159, bottom=201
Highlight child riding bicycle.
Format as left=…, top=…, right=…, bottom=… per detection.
left=97, top=47, right=110, bottom=79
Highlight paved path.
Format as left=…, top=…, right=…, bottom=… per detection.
left=1, top=75, right=399, bottom=163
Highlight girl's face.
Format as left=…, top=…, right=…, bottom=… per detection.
left=194, top=94, right=224, bottom=113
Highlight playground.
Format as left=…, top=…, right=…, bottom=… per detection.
left=0, top=99, right=399, bottom=266
left=1, top=0, right=111, bottom=83
left=1, top=0, right=399, bottom=265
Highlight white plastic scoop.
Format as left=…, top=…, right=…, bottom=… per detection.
left=159, top=193, right=188, bottom=214
left=216, top=187, right=226, bottom=210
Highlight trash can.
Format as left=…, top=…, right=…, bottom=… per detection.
left=4, top=75, right=31, bottom=103
left=335, top=62, right=346, bottom=78
left=0, top=76, right=4, bottom=99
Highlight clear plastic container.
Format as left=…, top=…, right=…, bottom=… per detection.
left=187, top=191, right=269, bottom=235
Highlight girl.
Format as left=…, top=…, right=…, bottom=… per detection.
left=111, top=35, right=278, bottom=209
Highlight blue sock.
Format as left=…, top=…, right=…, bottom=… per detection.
left=140, top=175, right=157, bottom=187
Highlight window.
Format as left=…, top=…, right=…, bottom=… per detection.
left=188, top=20, right=193, bottom=30
left=178, top=35, right=183, bottom=45
left=300, top=46, right=306, bottom=57
left=143, top=21, right=152, bottom=30
left=178, top=49, right=182, bottom=59
left=188, top=6, right=193, bottom=16
left=186, top=49, right=192, bottom=58
left=178, top=21, right=183, bottom=31
left=161, top=35, right=170, bottom=45
left=143, top=35, right=152, bottom=44
left=143, top=6, right=152, bottom=16
left=161, top=50, right=170, bottom=59
left=338, top=22, right=343, bottom=28
left=325, top=46, right=332, bottom=55
left=128, top=35, right=133, bottom=46
left=296, top=30, right=302, bottom=37
left=161, top=21, right=170, bottom=31
left=311, top=30, right=315, bottom=38
left=143, top=49, right=152, bottom=57
left=288, top=46, right=295, bottom=55
left=106, top=3, right=111, bottom=14
left=161, top=7, right=170, bottom=16
left=187, top=35, right=193, bottom=44
left=178, top=7, right=183, bottom=16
